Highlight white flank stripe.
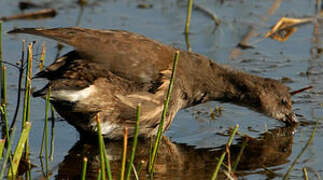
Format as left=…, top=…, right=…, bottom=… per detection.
left=50, top=85, right=96, bottom=102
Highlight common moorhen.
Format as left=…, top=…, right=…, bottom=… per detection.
left=8, top=27, right=297, bottom=139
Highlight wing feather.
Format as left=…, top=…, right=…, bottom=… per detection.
left=8, top=27, right=176, bottom=82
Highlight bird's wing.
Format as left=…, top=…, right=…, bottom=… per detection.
left=8, top=27, right=176, bottom=83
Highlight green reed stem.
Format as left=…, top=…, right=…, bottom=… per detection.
left=0, top=66, right=13, bottom=176
left=23, top=43, right=33, bottom=163
left=39, top=43, right=46, bottom=71
left=0, top=21, right=3, bottom=107
left=26, top=159, right=32, bottom=180
left=184, top=0, right=194, bottom=35
left=50, top=105, right=55, bottom=160
left=0, top=128, right=15, bottom=180
left=232, top=136, right=248, bottom=172
left=22, top=42, right=33, bottom=126
left=81, top=157, right=88, bottom=180
left=8, top=122, right=32, bottom=178
left=184, top=31, right=192, bottom=52
left=303, top=167, right=308, bottom=180
left=0, top=139, right=4, bottom=160
left=0, top=21, right=2, bottom=56
left=211, top=124, right=239, bottom=180
left=125, top=104, right=141, bottom=180
left=39, top=127, right=45, bottom=157
left=0, top=21, right=2, bottom=64
left=103, top=147, right=112, bottom=180
left=39, top=156, right=46, bottom=177
left=120, top=128, right=128, bottom=180
left=97, top=113, right=113, bottom=180
left=44, top=87, right=51, bottom=176
left=97, top=169, right=102, bottom=180
left=0, top=21, right=3, bottom=105
left=283, top=118, right=321, bottom=180
left=1, top=66, right=9, bottom=141
left=39, top=88, right=51, bottom=167
left=149, top=51, right=180, bottom=174
left=98, top=128, right=106, bottom=179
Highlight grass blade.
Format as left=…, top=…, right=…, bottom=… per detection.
left=96, top=114, right=106, bottom=180
left=184, top=0, right=194, bottom=35
left=97, top=113, right=113, bottom=180
left=125, top=104, right=141, bottom=180
left=0, top=21, right=3, bottom=102
left=283, top=118, right=321, bottom=180
left=211, top=124, right=239, bottom=180
left=97, top=169, right=102, bottom=180
left=22, top=42, right=33, bottom=163
left=120, top=127, right=128, bottom=180
left=8, top=122, right=32, bottom=178
left=0, top=21, right=2, bottom=64
left=0, top=139, right=4, bottom=160
left=81, top=157, right=88, bottom=180
left=50, top=105, right=55, bottom=160
left=149, top=51, right=180, bottom=174
left=103, top=145, right=112, bottom=179
left=232, top=136, right=248, bottom=172
left=22, top=42, right=33, bottom=126
left=303, top=167, right=308, bottom=180
left=0, top=128, right=15, bottom=179
left=44, top=87, right=51, bottom=176
left=131, top=163, right=139, bottom=180
left=39, top=43, right=46, bottom=70
left=1, top=66, right=9, bottom=140
left=21, top=43, right=33, bottom=162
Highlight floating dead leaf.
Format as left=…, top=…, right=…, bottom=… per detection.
left=265, top=17, right=312, bottom=42
left=0, top=8, right=57, bottom=21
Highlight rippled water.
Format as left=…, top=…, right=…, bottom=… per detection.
left=0, top=0, right=323, bottom=179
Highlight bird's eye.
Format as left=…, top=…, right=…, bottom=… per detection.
left=281, top=98, right=288, bottom=105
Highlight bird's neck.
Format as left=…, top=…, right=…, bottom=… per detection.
left=180, top=53, right=263, bottom=109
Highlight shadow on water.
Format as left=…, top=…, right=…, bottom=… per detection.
left=56, top=125, right=296, bottom=180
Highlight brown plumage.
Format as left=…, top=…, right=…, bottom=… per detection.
left=8, top=27, right=297, bottom=139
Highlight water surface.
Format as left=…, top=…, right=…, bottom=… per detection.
left=0, top=0, right=322, bottom=179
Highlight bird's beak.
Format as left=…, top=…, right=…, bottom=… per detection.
left=290, top=86, right=313, bottom=96
left=284, top=112, right=298, bottom=125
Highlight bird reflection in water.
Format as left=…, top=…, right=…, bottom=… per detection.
left=56, top=125, right=296, bottom=180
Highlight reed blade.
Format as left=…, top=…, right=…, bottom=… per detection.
left=120, top=128, right=128, bottom=180
left=125, top=104, right=141, bottom=180
left=149, top=51, right=180, bottom=175
left=22, top=42, right=33, bottom=126
left=96, top=113, right=113, bottom=180
left=81, top=157, right=88, bottom=180
left=184, top=0, right=194, bottom=35
left=1, top=66, right=9, bottom=140
left=211, top=124, right=239, bottom=180
left=97, top=114, right=106, bottom=180
left=8, top=122, right=32, bottom=178
left=0, top=128, right=16, bottom=179
left=0, top=139, right=5, bottom=160
left=283, top=118, right=321, bottom=180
